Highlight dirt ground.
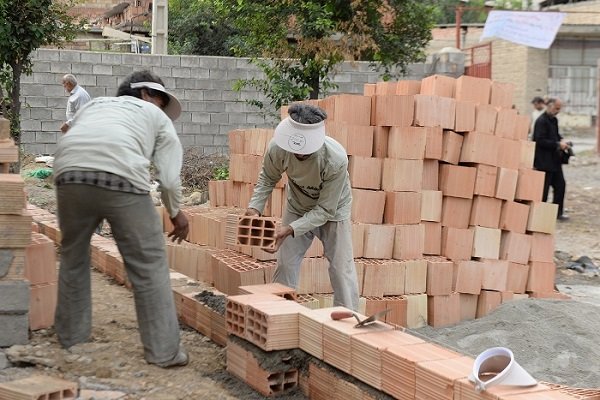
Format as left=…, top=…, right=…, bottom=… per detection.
left=2, top=128, right=600, bottom=397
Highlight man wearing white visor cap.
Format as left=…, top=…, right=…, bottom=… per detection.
left=246, top=103, right=359, bottom=311
left=53, top=70, right=189, bottom=368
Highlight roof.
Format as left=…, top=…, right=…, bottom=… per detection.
left=104, top=2, right=129, bottom=18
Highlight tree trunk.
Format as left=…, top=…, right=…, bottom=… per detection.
left=308, top=70, right=320, bottom=100
left=10, top=61, right=22, bottom=172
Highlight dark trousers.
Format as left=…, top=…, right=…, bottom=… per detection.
left=542, top=168, right=566, bottom=217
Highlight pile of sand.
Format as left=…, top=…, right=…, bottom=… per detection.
left=413, top=299, right=600, bottom=388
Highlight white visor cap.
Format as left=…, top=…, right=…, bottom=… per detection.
left=273, top=117, right=326, bottom=155
left=130, top=81, right=182, bottom=121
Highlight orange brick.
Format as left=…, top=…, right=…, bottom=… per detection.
left=372, top=126, right=389, bottom=158
left=375, top=81, right=399, bottom=95
left=476, top=290, right=502, bottom=318
left=348, top=156, right=382, bottom=190
left=473, top=164, right=497, bottom=197
left=426, top=257, right=454, bottom=296
left=320, top=94, right=372, bottom=126
left=439, top=164, right=476, bottom=199
left=441, top=197, right=472, bottom=229
left=351, top=189, right=386, bottom=224
left=370, top=95, right=414, bottom=127
left=25, top=233, right=57, bottom=285
left=469, top=196, right=502, bottom=228
left=363, top=224, right=395, bottom=259
left=381, top=159, right=423, bottom=192
left=514, top=114, right=531, bottom=141
left=499, top=231, right=532, bottom=264
left=495, top=168, right=518, bottom=201
left=384, top=191, right=422, bottom=225
left=529, top=232, right=554, bottom=263
left=527, top=202, right=558, bottom=234
left=494, top=108, right=518, bottom=138
left=516, top=168, right=545, bottom=202
left=507, top=262, right=529, bottom=294
left=427, top=293, right=460, bottom=328
left=519, top=139, right=536, bottom=169
left=499, top=200, right=530, bottom=234
left=352, top=223, right=365, bottom=259
left=454, top=100, right=476, bottom=132
left=393, top=224, right=424, bottom=260
left=325, top=121, right=374, bottom=157
left=396, top=80, right=422, bottom=95
left=363, top=83, right=376, bottom=96
left=421, top=190, right=442, bottom=222
left=459, top=131, right=500, bottom=166
left=440, top=130, right=464, bottom=165
left=455, top=75, right=492, bottom=105
left=30, top=282, right=57, bottom=330
left=424, top=126, right=443, bottom=160
left=387, top=126, right=427, bottom=159
left=474, top=104, right=497, bottom=134
left=471, top=226, right=501, bottom=260
left=481, top=259, right=510, bottom=292
left=459, top=293, right=478, bottom=321
left=496, top=138, right=521, bottom=170
left=414, top=95, right=456, bottom=130
left=441, top=227, right=474, bottom=261
left=454, top=261, right=483, bottom=294
left=527, top=261, right=556, bottom=292
left=423, top=221, right=442, bottom=255
left=422, top=159, right=439, bottom=190
left=420, top=74, right=455, bottom=97
left=490, top=81, right=514, bottom=108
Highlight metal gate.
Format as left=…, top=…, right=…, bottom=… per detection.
left=463, top=43, right=492, bottom=79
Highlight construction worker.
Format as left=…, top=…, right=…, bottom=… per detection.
left=245, top=103, right=359, bottom=311
left=60, top=74, right=91, bottom=133
left=53, top=70, right=189, bottom=368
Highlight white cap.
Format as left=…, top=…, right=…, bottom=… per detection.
left=130, top=81, right=182, bottom=121
left=273, top=117, right=326, bottom=155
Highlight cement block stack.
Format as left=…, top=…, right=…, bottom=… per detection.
left=0, top=118, right=32, bottom=346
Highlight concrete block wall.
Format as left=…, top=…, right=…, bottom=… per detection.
left=21, top=49, right=463, bottom=155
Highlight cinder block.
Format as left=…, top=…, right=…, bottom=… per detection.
left=0, top=313, right=29, bottom=346
left=0, top=280, right=30, bottom=313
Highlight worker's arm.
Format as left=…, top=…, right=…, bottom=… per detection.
left=289, top=164, right=347, bottom=237
left=247, top=146, right=284, bottom=215
left=152, top=117, right=187, bottom=241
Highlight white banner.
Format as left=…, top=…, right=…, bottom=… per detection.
left=480, top=10, right=565, bottom=49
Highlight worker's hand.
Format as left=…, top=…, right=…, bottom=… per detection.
left=263, top=225, right=293, bottom=254
left=168, top=210, right=189, bottom=244
left=60, top=123, right=70, bottom=133
left=245, top=208, right=260, bottom=216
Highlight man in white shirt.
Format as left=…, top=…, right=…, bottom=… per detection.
left=54, top=70, right=189, bottom=368
left=60, top=74, right=91, bottom=133
left=529, top=96, right=546, bottom=139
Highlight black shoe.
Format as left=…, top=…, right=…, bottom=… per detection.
left=557, top=214, right=570, bottom=221
left=154, top=348, right=189, bottom=368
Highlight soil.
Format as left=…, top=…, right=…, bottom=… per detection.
left=2, top=128, right=600, bottom=397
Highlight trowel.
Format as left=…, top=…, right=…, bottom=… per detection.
left=330, top=309, right=390, bottom=328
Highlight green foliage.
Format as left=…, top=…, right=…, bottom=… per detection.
left=212, top=165, right=229, bottom=181
left=221, top=0, right=435, bottom=111
left=0, top=0, right=78, bottom=144
left=168, top=0, right=237, bottom=56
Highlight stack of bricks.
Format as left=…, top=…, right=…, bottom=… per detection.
left=0, top=117, right=18, bottom=173
left=25, top=233, right=58, bottom=330
left=0, top=129, right=32, bottom=345
left=208, top=128, right=286, bottom=218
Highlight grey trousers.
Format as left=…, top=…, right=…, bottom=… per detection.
left=274, top=210, right=359, bottom=311
left=55, top=184, right=180, bottom=364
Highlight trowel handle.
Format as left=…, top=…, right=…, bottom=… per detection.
left=330, top=311, right=354, bottom=320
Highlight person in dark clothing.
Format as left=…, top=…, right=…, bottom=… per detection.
left=532, top=98, right=572, bottom=221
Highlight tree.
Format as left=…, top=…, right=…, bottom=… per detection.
left=0, top=0, right=78, bottom=146
left=168, top=0, right=237, bottom=56
left=221, top=0, right=436, bottom=112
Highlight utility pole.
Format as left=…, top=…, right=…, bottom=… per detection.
left=151, top=0, right=168, bottom=55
